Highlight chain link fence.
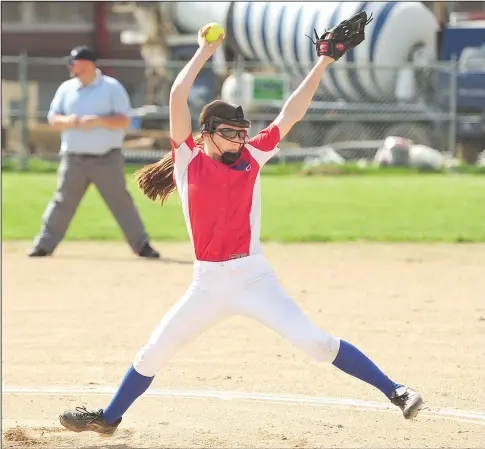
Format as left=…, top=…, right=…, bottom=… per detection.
left=1, top=54, right=457, bottom=167
left=223, top=58, right=457, bottom=162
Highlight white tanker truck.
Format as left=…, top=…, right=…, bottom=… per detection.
left=122, top=1, right=485, bottom=159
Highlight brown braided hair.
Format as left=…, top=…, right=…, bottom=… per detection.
left=135, top=100, right=245, bottom=206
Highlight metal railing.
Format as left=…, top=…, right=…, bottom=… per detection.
left=1, top=54, right=458, bottom=168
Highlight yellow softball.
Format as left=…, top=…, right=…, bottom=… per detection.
left=205, top=23, right=225, bottom=44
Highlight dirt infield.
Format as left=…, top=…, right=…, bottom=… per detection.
left=2, top=241, right=485, bottom=448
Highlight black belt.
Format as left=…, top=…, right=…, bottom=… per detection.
left=72, top=148, right=121, bottom=157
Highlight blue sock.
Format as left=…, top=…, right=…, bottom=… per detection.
left=332, top=340, right=401, bottom=399
left=103, top=365, right=154, bottom=424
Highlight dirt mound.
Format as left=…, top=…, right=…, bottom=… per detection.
left=2, top=242, right=485, bottom=448
left=2, top=427, right=43, bottom=447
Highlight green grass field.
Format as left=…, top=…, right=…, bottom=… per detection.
left=2, top=168, right=484, bottom=242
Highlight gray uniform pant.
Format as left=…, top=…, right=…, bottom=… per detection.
left=32, top=149, right=149, bottom=254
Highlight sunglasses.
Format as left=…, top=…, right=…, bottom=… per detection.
left=216, top=128, right=248, bottom=140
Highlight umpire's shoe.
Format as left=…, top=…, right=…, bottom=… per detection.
left=390, top=386, right=423, bottom=419
left=138, top=242, right=160, bottom=259
left=27, top=248, right=52, bottom=257
left=59, top=406, right=121, bottom=437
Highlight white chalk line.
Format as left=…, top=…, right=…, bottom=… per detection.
left=3, top=386, right=485, bottom=425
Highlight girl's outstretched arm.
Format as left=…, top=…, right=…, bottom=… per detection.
left=273, top=55, right=334, bottom=140
left=169, top=25, right=224, bottom=147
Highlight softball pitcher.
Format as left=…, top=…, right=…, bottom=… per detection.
left=59, top=13, right=423, bottom=437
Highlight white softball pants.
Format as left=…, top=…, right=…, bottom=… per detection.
left=134, top=254, right=340, bottom=377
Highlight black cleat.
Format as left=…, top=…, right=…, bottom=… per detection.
left=138, top=242, right=160, bottom=259
left=391, top=386, right=423, bottom=419
left=59, top=406, right=121, bottom=437
left=27, top=248, right=52, bottom=257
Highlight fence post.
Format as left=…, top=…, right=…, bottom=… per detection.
left=448, top=55, right=458, bottom=157
left=234, top=53, right=244, bottom=106
left=18, top=52, right=29, bottom=171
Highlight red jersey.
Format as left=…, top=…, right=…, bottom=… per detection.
left=171, top=124, right=281, bottom=262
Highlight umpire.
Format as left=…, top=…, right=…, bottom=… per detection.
left=28, top=45, right=160, bottom=259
